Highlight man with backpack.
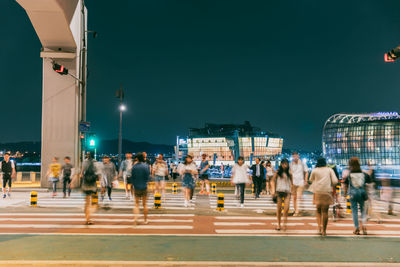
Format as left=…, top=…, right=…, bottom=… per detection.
left=61, top=156, right=73, bottom=198
left=77, top=152, right=99, bottom=225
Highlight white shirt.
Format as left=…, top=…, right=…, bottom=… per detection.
left=309, top=167, right=338, bottom=193
left=290, top=160, right=309, bottom=186
left=232, top=164, right=250, bottom=184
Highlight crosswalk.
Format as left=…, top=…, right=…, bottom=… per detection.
left=29, top=192, right=196, bottom=210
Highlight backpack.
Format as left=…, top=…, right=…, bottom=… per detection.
left=349, top=173, right=368, bottom=201
left=83, top=160, right=97, bottom=184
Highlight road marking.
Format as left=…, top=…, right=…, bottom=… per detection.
left=215, top=229, right=400, bottom=235
left=0, top=218, right=193, bottom=223
left=213, top=222, right=265, bottom=226
left=0, top=213, right=195, bottom=217
left=271, top=223, right=304, bottom=226
left=0, top=224, right=193, bottom=229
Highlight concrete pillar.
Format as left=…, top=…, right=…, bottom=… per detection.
left=30, top=171, right=36, bottom=183
left=16, top=172, right=23, bottom=182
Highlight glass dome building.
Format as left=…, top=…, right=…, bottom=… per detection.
left=323, top=112, right=400, bottom=167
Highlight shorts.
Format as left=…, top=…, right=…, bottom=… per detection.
left=134, top=189, right=147, bottom=198
left=154, top=175, right=165, bottom=182
left=182, top=174, right=195, bottom=189
left=313, top=192, right=333, bottom=205
left=277, top=191, right=290, bottom=199
left=83, top=190, right=97, bottom=196
left=199, top=174, right=209, bottom=180
left=267, top=175, right=274, bottom=182
left=123, top=175, right=130, bottom=185
left=292, top=185, right=304, bottom=197
left=2, top=176, right=11, bottom=188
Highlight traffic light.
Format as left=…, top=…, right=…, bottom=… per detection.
left=86, top=133, right=97, bottom=152
left=52, top=63, right=68, bottom=75
left=384, top=45, right=400, bottom=62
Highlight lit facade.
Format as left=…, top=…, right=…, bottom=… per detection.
left=323, top=113, right=400, bottom=166
left=177, top=121, right=283, bottom=165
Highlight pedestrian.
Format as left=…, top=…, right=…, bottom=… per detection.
left=343, top=157, right=371, bottom=235
left=273, top=158, right=292, bottom=231
left=61, top=156, right=73, bottom=198
left=119, top=152, right=134, bottom=199
left=309, top=158, right=338, bottom=236
left=75, top=152, right=99, bottom=225
left=171, top=162, right=179, bottom=181
left=0, top=152, right=16, bottom=198
left=178, top=154, right=197, bottom=207
left=265, top=161, right=275, bottom=195
left=46, top=157, right=62, bottom=197
left=231, top=156, right=251, bottom=208
left=199, top=154, right=210, bottom=195
left=130, top=152, right=150, bottom=225
left=251, top=158, right=264, bottom=199
left=100, top=155, right=118, bottom=202
left=366, top=163, right=382, bottom=223
left=290, top=152, right=309, bottom=216
left=152, top=154, right=169, bottom=197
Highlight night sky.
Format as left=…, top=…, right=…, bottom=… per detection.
left=2, top=0, right=400, bottom=150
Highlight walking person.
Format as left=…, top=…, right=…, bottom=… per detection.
left=74, top=152, right=99, bottom=225
left=366, top=163, right=382, bottom=223
left=290, top=152, right=309, bottom=216
left=100, top=155, right=118, bottom=202
left=265, top=161, right=275, bottom=195
left=119, top=152, right=134, bottom=199
left=343, top=157, right=371, bottom=235
left=273, top=159, right=292, bottom=231
left=130, top=152, right=150, bottom=225
left=231, top=156, right=251, bottom=208
left=152, top=154, right=169, bottom=197
left=199, top=154, right=210, bottom=195
left=178, top=154, right=197, bottom=208
left=46, top=157, right=62, bottom=197
left=61, top=156, right=73, bottom=198
left=309, top=158, right=338, bottom=236
left=251, top=158, right=264, bottom=199
left=0, top=153, right=16, bottom=198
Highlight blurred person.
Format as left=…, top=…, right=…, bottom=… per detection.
left=46, top=157, right=62, bottom=197
left=381, top=178, right=395, bottom=216
left=61, top=156, right=73, bottom=198
left=171, top=162, right=179, bottom=181
left=0, top=153, right=16, bottom=198
left=366, top=163, right=382, bottom=223
left=178, top=155, right=197, bottom=207
left=231, top=156, right=251, bottom=208
left=273, top=159, right=292, bottom=231
left=290, top=152, right=309, bottom=216
left=100, top=155, right=118, bottom=202
left=309, top=158, right=338, bottom=236
left=130, top=152, right=150, bottom=225
left=152, top=154, right=169, bottom=197
left=251, top=158, right=264, bottom=199
left=119, top=152, right=134, bottom=199
left=266, top=161, right=275, bottom=195
left=343, top=157, right=371, bottom=235
left=199, top=154, right=210, bottom=195
left=74, top=152, right=99, bottom=225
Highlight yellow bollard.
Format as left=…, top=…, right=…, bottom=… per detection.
left=346, top=195, right=351, bottom=214
left=336, top=183, right=341, bottom=197
left=252, top=183, right=255, bottom=195
left=212, top=183, right=217, bottom=194
left=30, top=191, right=37, bottom=207
left=172, top=183, right=177, bottom=194
left=281, top=196, right=285, bottom=214
left=91, top=192, right=98, bottom=206
left=154, top=193, right=162, bottom=209
left=217, top=193, right=224, bottom=211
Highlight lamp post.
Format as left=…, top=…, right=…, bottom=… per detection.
left=116, top=86, right=125, bottom=168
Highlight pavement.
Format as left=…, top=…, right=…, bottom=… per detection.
left=0, top=190, right=399, bottom=266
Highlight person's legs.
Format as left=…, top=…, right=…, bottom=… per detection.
left=133, top=195, right=140, bottom=224
left=316, top=204, right=322, bottom=234
left=107, top=186, right=112, bottom=200
left=205, top=179, right=210, bottom=193
left=142, top=194, right=148, bottom=223
left=67, top=179, right=71, bottom=196
left=63, top=178, right=67, bottom=197
left=350, top=198, right=360, bottom=231
left=292, top=186, right=298, bottom=214
left=239, top=183, right=245, bottom=204
left=7, top=178, right=11, bottom=195
left=85, top=194, right=91, bottom=224
left=52, top=181, right=57, bottom=195
left=154, top=181, right=160, bottom=194
left=283, top=194, right=290, bottom=230
left=321, top=205, right=330, bottom=235
left=200, top=180, right=205, bottom=193
left=276, top=196, right=282, bottom=229
left=359, top=199, right=367, bottom=233
left=297, top=186, right=303, bottom=214
left=160, top=180, right=166, bottom=198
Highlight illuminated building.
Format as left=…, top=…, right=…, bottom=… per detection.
left=323, top=112, right=400, bottom=166
left=176, top=121, right=283, bottom=165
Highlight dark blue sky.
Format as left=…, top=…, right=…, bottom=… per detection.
left=2, top=0, right=400, bottom=150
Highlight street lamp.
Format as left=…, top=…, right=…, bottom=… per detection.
left=116, top=85, right=125, bottom=168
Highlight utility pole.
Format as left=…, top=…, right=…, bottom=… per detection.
left=116, top=85, right=125, bottom=168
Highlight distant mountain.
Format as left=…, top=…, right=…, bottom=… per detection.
left=98, top=139, right=174, bottom=155
left=0, top=140, right=174, bottom=155
left=0, top=141, right=41, bottom=153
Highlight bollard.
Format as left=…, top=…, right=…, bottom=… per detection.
left=30, top=191, right=37, bottom=207
left=91, top=192, right=98, bottom=206
left=172, top=183, right=177, bottom=194
left=336, top=183, right=341, bottom=196
left=217, top=193, right=224, bottom=211
left=212, top=183, right=217, bottom=194
left=346, top=195, right=351, bottom=214
left=154, top=193, right=162, bottom=209
left=252, top=183, right=255, bottom=195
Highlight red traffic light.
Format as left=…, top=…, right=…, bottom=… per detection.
left=384, top=45, right=400, bottom=63
left=52, top=63, right=68, bottom=75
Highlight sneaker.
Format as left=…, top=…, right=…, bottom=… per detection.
left=200, top=190, right=204, bottom=195
left=240, top=204, right=244, bottom=208
left=108, top=198, right=112, bottom=201
left=7, top=193, right=10, bottom=198
left=184, top=201, right=188, bottom=208
left=207, top=192, right=210, bottom=196
left=2, top=194, right=6, bottom=199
